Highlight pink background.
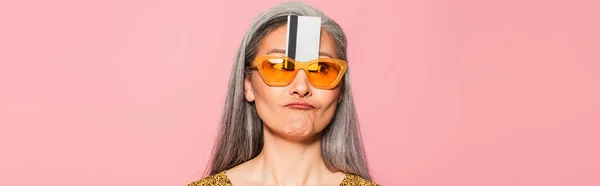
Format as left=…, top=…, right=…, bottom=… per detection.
left=1, top=0, right=599, bottom=185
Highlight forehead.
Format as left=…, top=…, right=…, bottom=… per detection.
left=257, top=24, right=338, bottom=59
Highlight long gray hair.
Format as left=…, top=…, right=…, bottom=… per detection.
left=205, top=1, right=372, bottom=180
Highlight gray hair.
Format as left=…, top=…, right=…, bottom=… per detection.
left=205, top=1, right=372, bottom=180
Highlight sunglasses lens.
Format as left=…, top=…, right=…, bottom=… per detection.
left=306, top=61, right=343, bottom=88
left=259, top=57, right=296, bottom=85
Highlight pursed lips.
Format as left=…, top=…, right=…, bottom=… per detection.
left=284, top=102, right=316, bottom=110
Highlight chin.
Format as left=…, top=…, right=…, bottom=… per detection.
left=280, top=122, right=319, bottom=142
left=284, top=123, right=310, bottom=136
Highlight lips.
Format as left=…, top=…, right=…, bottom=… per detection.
left=285, top=102, right=315, bottom=110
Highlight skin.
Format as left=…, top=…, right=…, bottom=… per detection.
left=225, top=25, right=346, bottom=186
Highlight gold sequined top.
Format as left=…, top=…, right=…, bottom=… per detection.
left=188, top=171, right=379, bottom=186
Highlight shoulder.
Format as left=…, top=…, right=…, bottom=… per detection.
left=187, top=171, right=232, bottom=186
left=340, top=174, right=380, bottom=186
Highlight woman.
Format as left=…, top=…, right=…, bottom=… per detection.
left=189, top=1, right=378, bottom=186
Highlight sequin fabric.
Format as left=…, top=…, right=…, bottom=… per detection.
left=188, top=171, right=232, bottom=186
left=187, top=171, right=379, bottom=186
left=339, top=174, right=379, bottom=186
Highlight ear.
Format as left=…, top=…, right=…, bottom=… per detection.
left=244, top=75, right=256, bottom=102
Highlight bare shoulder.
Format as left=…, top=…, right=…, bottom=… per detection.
left=340, top=174, right=380, bottom=186
left=187, top=171, right=232, bottom=186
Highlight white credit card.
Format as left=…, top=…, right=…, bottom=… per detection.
left=285, top=15, right=322, bottom=62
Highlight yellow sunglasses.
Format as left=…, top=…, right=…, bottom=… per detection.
left=249, top=55, right=348, bottom=89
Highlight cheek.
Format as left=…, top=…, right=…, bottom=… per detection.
left=250, top=72, right=275, bottom=101
left=316, top=88, right=342, bottom=109
left=314, top=89, right=342, bottom=130
left=316, top=104, right=338, bottom=131
left=250, top=75, right=283, bottom=121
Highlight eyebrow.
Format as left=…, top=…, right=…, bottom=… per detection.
left=265, top=48, right=334, bottom=58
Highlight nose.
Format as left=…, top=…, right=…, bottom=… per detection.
left=289, top=70, right=312, bottom=97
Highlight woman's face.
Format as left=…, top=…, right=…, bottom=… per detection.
left=244, top=25, right=342, bottom=142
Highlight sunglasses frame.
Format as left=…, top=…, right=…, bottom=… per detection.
left=249, top=55, right=348, bottom=89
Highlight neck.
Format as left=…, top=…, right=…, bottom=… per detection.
left=253, top=126, right=329, bottom=186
